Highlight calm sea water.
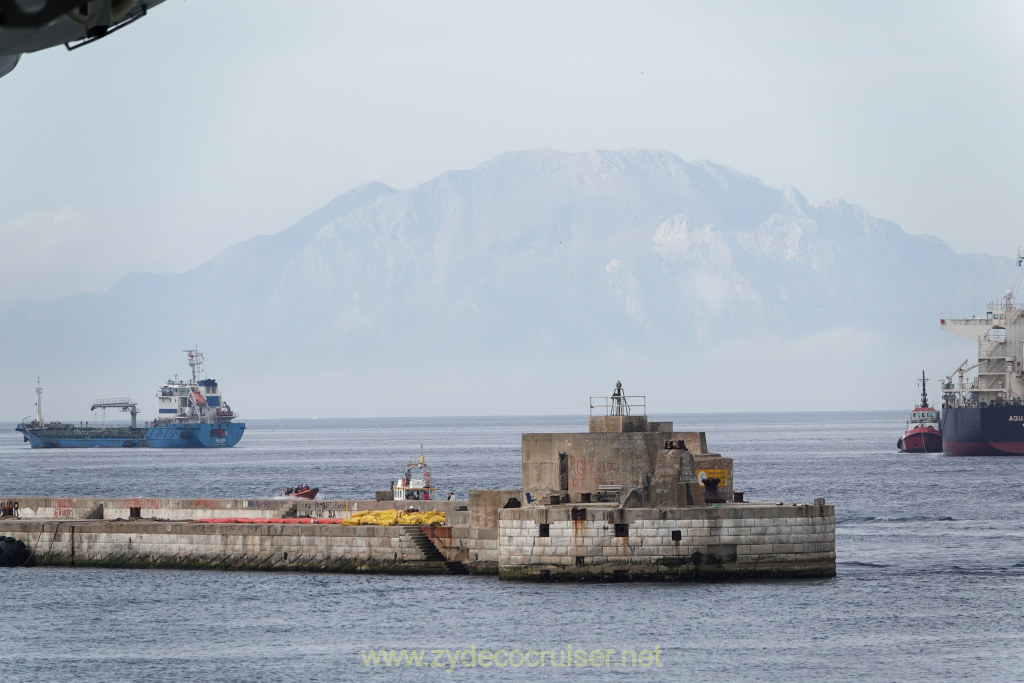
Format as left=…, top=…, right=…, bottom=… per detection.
left=1, top=412, right=1023, bottom=682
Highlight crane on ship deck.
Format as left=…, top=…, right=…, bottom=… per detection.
left=943, top=360, right=982, bottom=391
left=90, top=398, right=139, bottom=427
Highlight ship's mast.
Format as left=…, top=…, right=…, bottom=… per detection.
left=35, top=377, right=44, bottom=424
left=184, top=347, right=204, bottom=386
left=918, top=370, right=929, bottom=408
left=1014, top=248, right=1024, bottom=297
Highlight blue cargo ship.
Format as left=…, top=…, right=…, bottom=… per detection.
left=15, top=348, right=245, bottom=448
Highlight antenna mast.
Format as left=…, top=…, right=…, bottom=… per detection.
left=184, top=347, right=204, bottom=385
left=35, top=378, right=44, bottom=424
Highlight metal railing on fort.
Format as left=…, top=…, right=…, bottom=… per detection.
left=589, top=395, right=646, bottom=417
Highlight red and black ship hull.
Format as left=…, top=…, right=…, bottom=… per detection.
left=942, top=405, right=1024, bottom=456
left=897, top=427, right=943, bottom=453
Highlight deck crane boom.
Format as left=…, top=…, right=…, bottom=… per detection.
left=90, top=397, right=139, bottom=428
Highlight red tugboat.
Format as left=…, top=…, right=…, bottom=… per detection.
left=897, top=371, right=943, bottom=453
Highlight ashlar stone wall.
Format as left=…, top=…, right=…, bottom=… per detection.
left=497, top=502, right=835, bottom=580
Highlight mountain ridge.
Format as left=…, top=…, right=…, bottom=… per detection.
left=0, top=149, right=1007, bottom=419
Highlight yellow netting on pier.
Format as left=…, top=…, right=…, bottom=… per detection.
left=341, top=509, right=446, bottom=526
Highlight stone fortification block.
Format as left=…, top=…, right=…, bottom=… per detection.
left=520, top=433, right=563, bottom=499
left=446, top=511, right=470, bottom=527
left=649, top=451, right=686, bottom=508
left=587, top=415, right=650, bottom=433
left=523, top=429, right=672, bottom=500
left=470, top=489, right=523, bottom=530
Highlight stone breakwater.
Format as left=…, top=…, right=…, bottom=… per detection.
left=0, top=518, right=451, bottom=573
left=0, top=493, right=501, bottom=574
left=0, top=393, right=838, bottom=579
left=0, top=493, right=834, bottom=579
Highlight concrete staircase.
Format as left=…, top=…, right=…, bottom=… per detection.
left=408, top=527, right=467, bottom=574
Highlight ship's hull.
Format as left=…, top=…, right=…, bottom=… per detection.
left=941, top=405, right=1024, bottom=456
left=897, top=426, right=943, bottom=453
left=15, top=422, right=245, bottom=448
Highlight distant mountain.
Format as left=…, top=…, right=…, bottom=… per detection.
left=0, top=149, right=1012, bottom=419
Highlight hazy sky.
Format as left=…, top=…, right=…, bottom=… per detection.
left=2, top=1, right=1023, bottom=307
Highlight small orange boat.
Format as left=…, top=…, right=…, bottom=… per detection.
left=283, top=485, right=318, bottom=499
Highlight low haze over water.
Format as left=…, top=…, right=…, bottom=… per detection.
left=2, top=412, right=1022, bottom=681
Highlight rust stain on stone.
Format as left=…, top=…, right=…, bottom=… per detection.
left=572, top=518, right=586, bottom=542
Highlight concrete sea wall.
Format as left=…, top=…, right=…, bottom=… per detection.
left=4, top=496, right=461, bottom=522
left=0, top=518, right=449, bottom=572
left=0, top=494, right=504, bottom=574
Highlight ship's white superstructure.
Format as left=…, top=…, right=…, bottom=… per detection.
left=392, top=453, right=437, bottom=501
left=940, top=290, right=1024, bottom=409
left=156, top=348, right=237, bottom=425
left=938, top=256, right=1024, bottom=456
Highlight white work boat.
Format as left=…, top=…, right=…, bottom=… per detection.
left=392, top=453, right=437, bottom=501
